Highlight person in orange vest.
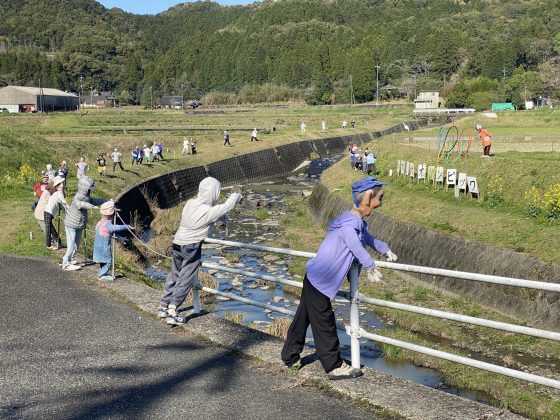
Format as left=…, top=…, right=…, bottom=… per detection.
left=476, top=124, right=492, bottom=157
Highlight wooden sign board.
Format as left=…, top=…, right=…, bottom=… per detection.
left=435, top=166, right=444, bottom=184
left=427, top=166, right=435, bottom=183
left=405, top=161, right=410, bottom=177
left=446, top=169, right=457, bottom=186
left=467, top=176, right=479, bottom=195
left=458, top=173, right=467, bottom=191
left=397, top=160, right=401, bottom=176
left=400, top=160, right=406, bottom=175
left=417, top=164, right=426, bottom=180
left=409, top=163, right=415, bottom=178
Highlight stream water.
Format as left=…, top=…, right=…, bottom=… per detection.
left=144, top=156, right=491, bottom=405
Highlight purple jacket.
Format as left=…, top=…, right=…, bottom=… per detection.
left=306, top=211, right=390, bottom=298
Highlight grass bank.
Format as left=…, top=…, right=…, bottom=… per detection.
left=322, top=108, right=560, bottom=263
left=0, top=104, right=411, bottom=256
left=275, top=196, right=560, bottom=419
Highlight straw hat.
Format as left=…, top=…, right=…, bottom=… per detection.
left=52, top=176, right=65, bottom=187
left=100, top=200, right=115, bottom=216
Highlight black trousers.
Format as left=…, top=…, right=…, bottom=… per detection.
left=113, top=161, right=124, bottom=171
left=281, top=276, right=342, bottom=373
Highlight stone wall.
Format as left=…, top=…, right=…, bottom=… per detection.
left=308, top=182, right=560, bottom=330
left=115, top=120, right=426, bottom=223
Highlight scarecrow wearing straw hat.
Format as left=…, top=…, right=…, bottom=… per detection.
left=93, top=200, right=133, bottom=281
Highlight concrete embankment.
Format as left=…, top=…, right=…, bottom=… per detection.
left=116, top=119, right=560, bottom=330
left=79, top=256, right=522, bottom=420
left=115, top=121, right=426, bottom=224
left=308, top=182, right=560, bottom=330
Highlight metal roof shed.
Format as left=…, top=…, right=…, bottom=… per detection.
left=0, top=86, right=79, bottom=112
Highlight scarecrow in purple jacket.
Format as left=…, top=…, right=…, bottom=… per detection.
left=281, top=177, right=398, bottom=380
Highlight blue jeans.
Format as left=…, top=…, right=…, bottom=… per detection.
left=98, top=262, right=110, bottom=277
left=63, top=226, right=82, bottom=267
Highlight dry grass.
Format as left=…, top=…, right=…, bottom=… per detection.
left=224, top=312, right=245, bottom=324
left=264, top=317, right=292, bottom=339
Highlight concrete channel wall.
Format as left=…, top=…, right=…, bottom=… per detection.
left=308, top=182, right=560, bottom=330
left=115, top=118, right=560, bottom=329
left=115, top=120, right=426, bottom=223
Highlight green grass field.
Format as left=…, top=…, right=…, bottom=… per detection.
left=2, top=105, right=560, bottom=418
left=322, top=109, right=560, bottom=263
left=0, top=104, right=412, bottom=255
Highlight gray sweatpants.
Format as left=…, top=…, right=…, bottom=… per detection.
left=160, top=242, right=202, bottom=308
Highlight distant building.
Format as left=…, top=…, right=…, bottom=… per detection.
left=414, top=91, right=439, bottom=109
left=0, top=85, right=79, bottom=113
left=82, top=90, right=117, bottom=108
left=160, top=96, right=183, bottom=109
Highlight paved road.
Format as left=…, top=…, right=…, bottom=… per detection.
left=0, top=255, right=377, bottom=419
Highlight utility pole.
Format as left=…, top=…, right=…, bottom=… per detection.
left=181, top=83, right=184, bottom=109
left=150, top=85, right=153, bottom=110
left=79, top=75, right=83, bottom=110
left=349, top=74, right=354, bottom=105
left=413, top=73, right=417, bottom=99
left=375, top=63, right=380, bottom=105
left=38, top=78, right=42, bottom=113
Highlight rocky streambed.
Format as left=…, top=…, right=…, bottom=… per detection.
left=142, top=157, right=493, bottom=405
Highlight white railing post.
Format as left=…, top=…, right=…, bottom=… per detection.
left=193, top=276, right=201, bottom=314
left=348, top=264, right=362, bottom=372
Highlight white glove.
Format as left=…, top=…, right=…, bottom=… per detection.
left=367, top=268, right=383, bottom=283
left=234, top=192, right=243, bottom=203
left=386, top=250, right=398, bottom=262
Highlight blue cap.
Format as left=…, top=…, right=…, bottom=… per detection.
left=351, top=177, right=385, bottom=207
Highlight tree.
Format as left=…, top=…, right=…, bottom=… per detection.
left=504, top=70, right=543, bottom=108
left=538, top=57, right=560, bottom=99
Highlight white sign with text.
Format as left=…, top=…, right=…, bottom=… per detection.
left=417, top=164, right=426, bottom=180
left=467, top=176, right=479, bottom=194
left=446, top=169, right=457, bottom=185
left=435, top=166, right=444, bottom=183
left=458, top=173, right=467, bottom=191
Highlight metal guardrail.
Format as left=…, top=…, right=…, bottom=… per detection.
left=199, top=237, right=560, bottom=390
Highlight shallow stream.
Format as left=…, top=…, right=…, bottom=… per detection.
left=144, top=156, right=491, bottom=405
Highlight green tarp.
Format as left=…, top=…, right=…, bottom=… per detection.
left=492, top=103, right=516, bottom=111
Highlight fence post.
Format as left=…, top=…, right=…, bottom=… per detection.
left=112, top=210, right=116, bottom=280
left=348, top=264, right=362, bottom=372
left=193, top=276, right=201, bottom=314
left=83, top=228, right=87, bottom=266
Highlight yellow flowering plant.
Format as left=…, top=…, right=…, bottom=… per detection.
left=542, top=183, right=560, bottom=222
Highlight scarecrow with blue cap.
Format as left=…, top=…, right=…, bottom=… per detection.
left=281, top=176, right=398, bottom=380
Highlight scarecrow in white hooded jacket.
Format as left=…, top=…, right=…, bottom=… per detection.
left=158, top=177, right=241, bottom=325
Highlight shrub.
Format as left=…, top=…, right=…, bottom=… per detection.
left=523, top=186, right=541, bottom=218
left=484, top=175, right=504, bottom=208
left=1, top=163, right=36, bottom=187
left=542, top=183, right=560, bottom=222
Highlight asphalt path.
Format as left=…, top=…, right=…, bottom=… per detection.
left=0, top=255, right=377, bottom=419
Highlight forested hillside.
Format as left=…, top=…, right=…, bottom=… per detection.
left=1, top=0, right=560, bottom=107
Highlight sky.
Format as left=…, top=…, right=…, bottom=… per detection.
left=98, top=0, right=253, bottom=15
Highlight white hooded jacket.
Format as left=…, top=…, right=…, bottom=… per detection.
left=173, top=177, right=240, bottom=245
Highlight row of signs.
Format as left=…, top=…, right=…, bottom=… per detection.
left=396, top=160, right=479, bottom=194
